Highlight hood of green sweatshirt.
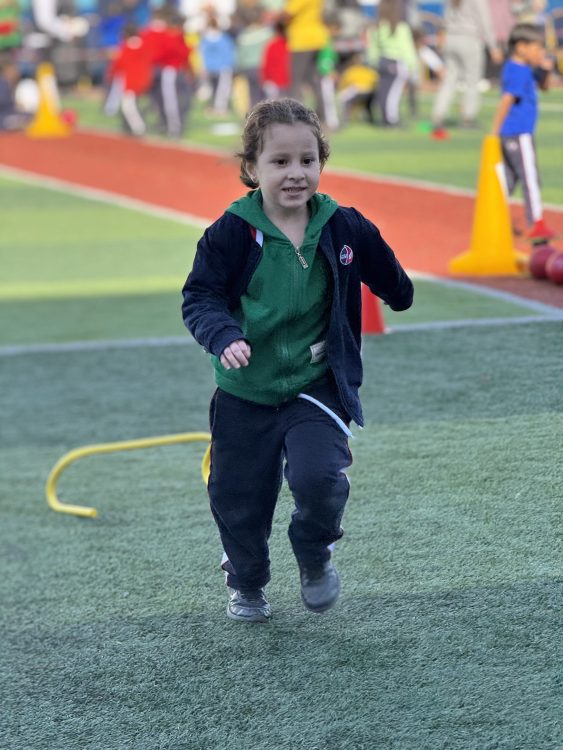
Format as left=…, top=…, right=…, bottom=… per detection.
left=215, top=188, right=338, bottom=405
left=226, top=189, right=338, bottom=243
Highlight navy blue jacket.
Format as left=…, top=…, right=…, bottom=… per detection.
left=182, top=207, right=413, bottom=426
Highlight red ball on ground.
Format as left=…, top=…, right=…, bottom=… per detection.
left=528, top=244, right=557, bottom=279
left=545, top=251, right=563, bottom=285
left=61, top=109, right=78, bottom=127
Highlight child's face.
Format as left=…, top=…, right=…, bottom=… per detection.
left=249, top=122, right=321, bottom=216
left=517, top=40, right=545, bottom=67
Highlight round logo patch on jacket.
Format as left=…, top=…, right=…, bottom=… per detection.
left=339, top=245, right=354, bottom=265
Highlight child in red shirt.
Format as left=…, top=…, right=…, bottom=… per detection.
left=260, top=20, right=291, bottom=100
left=106, top=24, right=153, bottom=136
left=142, top=8, right=193, bottom=137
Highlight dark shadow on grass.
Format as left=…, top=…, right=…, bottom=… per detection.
left=4, top=579, right=561, bottom=750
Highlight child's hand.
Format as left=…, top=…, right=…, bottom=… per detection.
left=539, top=56, right=554, bottom=71
left=490, top=47, right=504, bottom=66
left=220, top=340, right=252, bottom=369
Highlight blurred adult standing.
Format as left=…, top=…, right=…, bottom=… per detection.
left=490, top=0, right=515, bottom=51
left=31, top=0, right=89, bottom=56
left=488, top=0, right=515, bottom=79
left=431, top=0, right=502, bottom=138
left=31, top=0, right=90, bottom=87
left=283, top=0, right=329, bottom=123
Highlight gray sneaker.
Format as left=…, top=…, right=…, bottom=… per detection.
left=227, top=587, right=272, bottom=623
left=300, top=561, right=341, bottom=613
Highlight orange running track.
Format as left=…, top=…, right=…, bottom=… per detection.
left=2, top=129, right=562, bottom=286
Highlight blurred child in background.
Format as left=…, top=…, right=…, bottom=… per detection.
left=199, top=15, right=236, bottom=115
left=0, top=1, right=21, bottom=54
left=366, top=0, right=418, bottom=127
left=284, top=0, right=330, bottom=124
left=0, top=60, right=33, bottom=131
left=232, top=2, right=273, bottom=109
left=491, top=23, right=555, bottom=240
left=105, top=24, right=152, bottom=136
left=141, top=7, right=193, bottom=137
left=431, top=0, right=502, bottom=138
left=260, top=20, right=291, bottom=100
left=336, top=52, right=378, bottom=124
left=155, top=10, right=193, bottom=137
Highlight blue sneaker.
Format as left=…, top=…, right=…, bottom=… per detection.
left=299, top=561, right=341, bottom=613
left=227, top=588, right=272, bottom=623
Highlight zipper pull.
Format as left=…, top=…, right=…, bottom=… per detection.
left=294, top=246, right=309, bottom=269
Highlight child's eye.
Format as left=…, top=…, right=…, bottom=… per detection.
left=303, top=158, right=316, bottom=165
left=274, top=159, right=286, bottom=165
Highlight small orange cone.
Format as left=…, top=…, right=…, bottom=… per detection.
left=361, top=284, right=385, bottom=334
left=449, top=135, right=520, bottom=276
left=26, top=63, right=72, bottom=139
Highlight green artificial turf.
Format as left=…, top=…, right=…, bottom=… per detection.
left=0, top=176, right=197, bottom=344
left=0, top=178, right=201, bottom=290
left=2, top=322, right=562, bottom=750
left=62, top=88, right=563, bottom=205
left=0, top=176, right=540, bottom=347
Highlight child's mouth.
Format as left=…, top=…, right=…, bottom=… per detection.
left=283, top=187, right=305, bottom=194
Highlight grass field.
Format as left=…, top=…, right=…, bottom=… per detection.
left=63, top=87, right=563, bottom=206
left=1, top=173, right=562, bottom=749
left=0, top=176, right=546, bottom=347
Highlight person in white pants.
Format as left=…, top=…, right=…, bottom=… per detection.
left=431, top=0, right=502, bottom=136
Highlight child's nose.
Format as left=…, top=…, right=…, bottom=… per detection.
left=288, top=161, right=305, bottom=179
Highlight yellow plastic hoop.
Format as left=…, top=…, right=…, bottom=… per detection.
left=45, top=432, right=211, bottom=519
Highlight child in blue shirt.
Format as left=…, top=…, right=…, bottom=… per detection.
left=491, top=23, right=555, bottom=241
left=199, top=16, right=236, bottom=115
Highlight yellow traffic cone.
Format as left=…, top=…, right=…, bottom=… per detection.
left=449, top=135, right=520, bottom=275
left=26, top=63, right=72, bottom=139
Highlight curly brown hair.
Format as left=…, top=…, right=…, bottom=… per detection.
left=236, top=98, right=331, bottom=189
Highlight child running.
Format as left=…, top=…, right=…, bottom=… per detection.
left=181, top=98, right=413, bottom=623
left=491, top=23, right=555, bottom=240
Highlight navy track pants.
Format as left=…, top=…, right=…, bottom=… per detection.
left=207, top=380, right=353, bottom=590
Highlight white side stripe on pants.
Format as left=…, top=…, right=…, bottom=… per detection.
left=297, top=393, right=353, bottom=438
left=519, top=133, right=543, bottom=222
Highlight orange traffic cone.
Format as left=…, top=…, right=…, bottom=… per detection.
left=26, top=63, right=72, bottom=139
left=449, top=135, right=520, bottom=275
left=361, top=284, right=385, bottom=334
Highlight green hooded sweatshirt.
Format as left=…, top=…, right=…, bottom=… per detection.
left=212, top=189, right=338, bottom=404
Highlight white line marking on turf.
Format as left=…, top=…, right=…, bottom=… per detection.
left=0, top=336, right=194, bottom=357
left=388, top=316, right=563, bottom=333
left=0, top=166, right=209, bottom=228
left=78, top=125, right=235, bottom=160
left=1, top=316, right=562, bottom=357
left=410, top=271, right=563, bottom=316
